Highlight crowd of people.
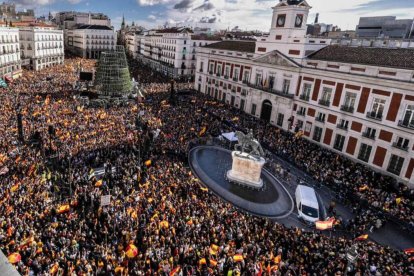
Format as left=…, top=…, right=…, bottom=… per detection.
left=0, top=58, right=413, bottom=275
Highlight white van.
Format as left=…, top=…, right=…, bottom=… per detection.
left=295, top=185, right=320, bottom=223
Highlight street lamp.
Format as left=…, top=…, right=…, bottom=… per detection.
left=345, top=245, right=359, bottom=274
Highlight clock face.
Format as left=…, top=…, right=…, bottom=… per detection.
left=295, top=14, right=303, bottom=27
left=276, top=15, right=286, bottom=27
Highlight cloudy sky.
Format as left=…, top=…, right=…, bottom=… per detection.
left=11, top=0, right=414, bottom=31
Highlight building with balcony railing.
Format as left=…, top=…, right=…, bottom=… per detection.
left=0, top=27, right=21, bottom=79
left=195, top=0, right=414, bottom=186
left=130, top=27, right=220, bottom=79
left=19, top=26, right=64, bottom=71
left=65, top=25, right=116, bottom=59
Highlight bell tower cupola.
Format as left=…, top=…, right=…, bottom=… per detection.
left=269, top=0, right=310, bottom=43
left=255, top=1, right=322, bottom=60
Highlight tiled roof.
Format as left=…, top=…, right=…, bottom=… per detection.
left=308, top=45, right=414, bottom=70
left=203, top=41, right=256, bottom=53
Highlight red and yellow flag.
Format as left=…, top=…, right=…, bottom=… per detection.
left=95, top=180, right=103, bottom=187
left=209, top=259, right=218, bottom=267
left=7, top=252, right=21, bottom=264
left=315, top=217, right=335, bottom=230
left=125, top=244, right=138, bottom=258
left=355, top=234, right=369, bottom=241
left=160, top=220, right=169, bottom=229
left=199, top=258, right=207, bottom=265
left=233, top=254, right=244, bottom=262
left=57, top=204, right=70, bottom=214
left=50, top=262, right=59, bottom=275
left=209, top=244, right=219, bottom=255
left=170, top=266, right=181, bottom=276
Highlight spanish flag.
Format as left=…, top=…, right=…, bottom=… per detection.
left=10, top=183, right=19, bottom=193
left=396, top=198, right=402, bottom=205
left=160, top=221, right=169, bottom=229
left=359, top=184, right=369, bottom=192
left=274, top=254, right=282, bottom=264
left=125, top=244, right=138, bottom=258
left=209, top=259, right=218, bottom=267
left=50, top=262, right=59, bottom=275
left=7, top=252, right=21, bottom=264
left=115, top=266, right=124, bottom=273
left=199, top=258, right=207, bottom=265
left=199, top=126, right=207, bottom=137
left=355, top=234, right=369, bottom=241
left=57, top=204, right=70, bottom=214
left=145, top=160, right=152, bottom=167
left=95, top=179, right=103, bottom=187
left=233, top=254, right=244, bottom=262
left=209, top=244, right=219, bottom=255
left=315, top=217, right=335, bottom=230
left=170, top=266, right=181, bottom=276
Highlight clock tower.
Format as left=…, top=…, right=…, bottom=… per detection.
left=269, top=0, right=310, bottom=41
left=255, top=0, right=318, bottom=59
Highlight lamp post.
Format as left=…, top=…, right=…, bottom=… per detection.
left=345, top=244, right=359, bottom=275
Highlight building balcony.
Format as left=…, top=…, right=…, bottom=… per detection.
left=318, top=99, right=330, bottom=107
left=216, top=73, right=221, bottom=77
left=362, top=131, right=376, bottom=140
left=340, top=105, right=354, bottom=113
left=224, top=75, right=229, bottom=79
left=398, top=120, right=414, bottom=130
left=233, top=77, right=238, bottom=82
left=299, top=94, right=310, bottom=101
left=246, top=83, right=294, bottom=99
left=209, top=71, right=213, bottom=75
left=337, top=124, right=348, bottom=131
left=315, top=117, right=325, bottom=123
left=242, top=80, right=249, bottom=84
left=296, top=111, right=306, bottom=116
left=366, top=111, right=382, bottom=121
left=392, top=142, right=409, bottom=151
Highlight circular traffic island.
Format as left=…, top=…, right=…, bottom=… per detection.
left=189, top=146, right=294, bottom=219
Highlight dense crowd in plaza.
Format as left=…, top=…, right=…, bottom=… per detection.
left=0, top=59, right=413, bottom=275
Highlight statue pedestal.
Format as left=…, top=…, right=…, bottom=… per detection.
left=227, top=151, right=265, bottom=189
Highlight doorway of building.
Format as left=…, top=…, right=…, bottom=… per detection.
left=260, top=100, right=272, bottom=122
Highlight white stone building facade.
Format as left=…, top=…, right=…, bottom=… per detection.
left=65, top=25, right=116, bottom=59
left=0, top=27, right=21, bottom=79
left=132, top=28, right=219, bottom=79
left=195, top=0, right=414, bottom=186
left=19, top=27, right=64, bottom=71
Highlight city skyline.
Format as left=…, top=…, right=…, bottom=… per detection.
left=9, top=0, right=414, bottom=31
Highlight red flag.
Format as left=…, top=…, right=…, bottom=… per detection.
left=404, top=248, right=414, bottom=254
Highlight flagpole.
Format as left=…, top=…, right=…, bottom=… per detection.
left=409, top=18, right=414, bottom=39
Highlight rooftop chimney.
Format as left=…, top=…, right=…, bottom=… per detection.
left=315, top=13, right=319, bottom=24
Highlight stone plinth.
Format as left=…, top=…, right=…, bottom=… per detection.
left=227, top=151, right=265, bottom=189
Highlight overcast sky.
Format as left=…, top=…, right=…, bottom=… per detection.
left=11, top=0, right=414, bottom=31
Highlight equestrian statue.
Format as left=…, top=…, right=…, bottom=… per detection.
left=234, top=129, right=265, bottom=158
